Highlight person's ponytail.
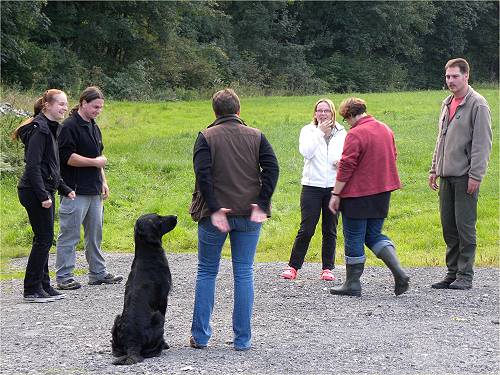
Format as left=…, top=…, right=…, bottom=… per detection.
left=11, top=97, right=44, bottom=140
left=69, top=104, right=79, bottom=116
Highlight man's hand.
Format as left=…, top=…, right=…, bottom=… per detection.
left=467, top=178, right=480, bottom=194
left=95, top=155, right=107, bottom=168
left=329, top=195, right=340, bottom=214
left=428, top=173, right=439, bottom=191
left=250, top=204, right=267, bottom=223
left=67, top=191, right=76, bottom=200
left=102, top=182, right=110, bottom=200
left=41, top=198, right=52, bottom=208
left=211, top=208, right=231, bottom=232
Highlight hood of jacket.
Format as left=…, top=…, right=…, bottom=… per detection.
left=18, top=114, right=50, bottom=146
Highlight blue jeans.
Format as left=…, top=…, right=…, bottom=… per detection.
left=342, top=215, right=394, bottom=264
left=191, top=216, right=261, bottom=350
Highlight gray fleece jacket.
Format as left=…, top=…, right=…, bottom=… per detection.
left=430, top=86, right=492, bottom=181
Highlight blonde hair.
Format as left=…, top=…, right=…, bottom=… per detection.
left=312, top=98, right=336, bottom=125
left=12, top=89, right=65, bottom=140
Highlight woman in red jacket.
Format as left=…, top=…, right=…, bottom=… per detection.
left=328, top=97, right=409, bottom=297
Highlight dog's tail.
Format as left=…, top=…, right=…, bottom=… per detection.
left=112, top=353, right=143, bottom=366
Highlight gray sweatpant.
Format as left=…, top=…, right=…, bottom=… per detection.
left=56, top=195, right=108, bottom=283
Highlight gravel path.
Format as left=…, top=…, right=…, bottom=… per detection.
left=1, top=252, right=498, bottom=375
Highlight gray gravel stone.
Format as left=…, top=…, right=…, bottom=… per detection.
left=1, top=252, right=498, bottom=374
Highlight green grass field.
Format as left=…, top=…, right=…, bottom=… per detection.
left=1, top=89, right=498, bottom=278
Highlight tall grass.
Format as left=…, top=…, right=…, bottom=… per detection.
left=1, top=88, right=498, bottom=278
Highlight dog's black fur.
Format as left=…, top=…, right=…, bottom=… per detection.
left=111, top=214, right=177, bottom=365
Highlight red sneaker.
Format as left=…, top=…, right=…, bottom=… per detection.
left=320, top=269, right=336, bottom=281
left=281, top=266, right=298, bottom=280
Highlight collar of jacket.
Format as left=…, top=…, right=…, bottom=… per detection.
left=332, top=121, right=345, bottom=133
left=74, top=111, right=97, bottom=127
left=443, top=85, right=474, bottom=106
left=351, top=115, right=374, bottom=128
left=32, top=113, right=51, bottom=134
left=208, top=114, right=246, bottom=128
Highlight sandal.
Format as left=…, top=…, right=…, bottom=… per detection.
left=320, top=269, right=336, bottom=281
left=281, top=266, right=298, bottom=280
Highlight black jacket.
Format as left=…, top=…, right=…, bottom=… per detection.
left=58, top=112, right=104, bottom=195
left=18, top=113, right=72, bottom=202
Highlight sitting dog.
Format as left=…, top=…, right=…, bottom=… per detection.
left=111, top=214, right=177, bottom=365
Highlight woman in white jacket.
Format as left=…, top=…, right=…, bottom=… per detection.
left=281, top=99, right=346, bottom=280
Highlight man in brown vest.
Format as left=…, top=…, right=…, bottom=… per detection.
left=189, top=89, right=279, bottom=351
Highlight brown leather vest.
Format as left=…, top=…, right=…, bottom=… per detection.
left=199, top=117, right=265, bottom=218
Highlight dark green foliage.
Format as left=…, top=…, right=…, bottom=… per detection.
left=0, top=114, right=25, bottom=176
left=0, top=1, right=497, bottom=99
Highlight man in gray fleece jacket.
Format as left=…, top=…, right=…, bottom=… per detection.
left=429, top=58, right=492, bottom=290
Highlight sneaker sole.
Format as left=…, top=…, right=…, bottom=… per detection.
left=57, top=284, right=81, bottom=290
left=47, top=294, right=66, bottom=300
left=88, top=279, right=123, bottom=285
left=24, top=297, right=57, bottom=303
left=449, top=285, right=472, bottom=290
left=430, top=284, right=451, bottom=289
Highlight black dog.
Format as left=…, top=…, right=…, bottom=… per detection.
left=111, top=214, right=177, bottom=365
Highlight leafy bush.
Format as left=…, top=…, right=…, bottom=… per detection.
left=316, top=54, right=409, bottom=93
left=103, top=60, right=154, bottom=101
left=0, top=114, right=25, bottom=176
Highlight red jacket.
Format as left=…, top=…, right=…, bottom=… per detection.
left=337, top=115, right=401, bottom=198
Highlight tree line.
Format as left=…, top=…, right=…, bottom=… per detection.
left=1, top=1, right=498, bottom=100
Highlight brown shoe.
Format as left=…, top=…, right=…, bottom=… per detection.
left=189, top=336, right=206, bottom=349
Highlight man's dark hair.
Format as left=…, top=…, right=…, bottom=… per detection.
left=445, top=58, right=470, bottom=75
left=70, top=86, right=105, bottom=115
left=212, top=89, right=240, bottom=116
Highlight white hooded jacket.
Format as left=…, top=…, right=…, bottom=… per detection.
left=299, top=121, right=346, bottom=188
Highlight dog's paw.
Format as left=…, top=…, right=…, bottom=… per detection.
left=112, top=354, right=143, bottom=366
left=163, top=342, right=170, bottom=350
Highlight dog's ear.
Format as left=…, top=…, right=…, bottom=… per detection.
left=135, top=219, right=160, bottom=245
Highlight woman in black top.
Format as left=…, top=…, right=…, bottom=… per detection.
left=12, top=89, right=75, bottom=303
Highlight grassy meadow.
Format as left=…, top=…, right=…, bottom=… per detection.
left=1, top=89, right=498, bottom=278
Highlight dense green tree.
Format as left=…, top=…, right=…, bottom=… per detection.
left=225, top=1, right=318, bottom=91
left=1, top=1, right=50, bottom=86
left=0, top=1, right=497, bottom=98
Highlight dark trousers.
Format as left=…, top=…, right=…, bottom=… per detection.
left=439, top=176, right=478, bottom=281
left=18, top=188, right=55, bottom=294
left=288, top=186, right=338, bottom=270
